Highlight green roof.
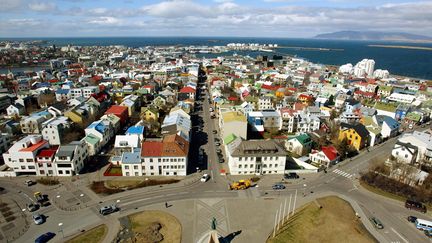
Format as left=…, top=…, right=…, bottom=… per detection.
left=366, top=126, right=381, bottom=135
left=84, top=134, right=100, bottom=145
left=405, top=112, right=421, bottom=122
left=135, top=89, right=149, bottom=95
left=374, top=102, right=397, bottom=112
left=290, top=133, right=311, bottom=145
left=224, top=133, right=237, bottom=145
left=379, top=86, right=393, bottom=92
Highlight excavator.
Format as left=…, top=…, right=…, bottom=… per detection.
left=229, top=179, right=252, bottom=190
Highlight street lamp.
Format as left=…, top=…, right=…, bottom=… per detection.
left=58, top=223, right=64, bottom=238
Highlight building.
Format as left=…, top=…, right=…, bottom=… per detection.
left=105, top=105, right=129, bottom=126
left=6, top=104, right=25, bottom=117
left=121, top=134, right=189, bottom=176
left=35, top=146, right=58, bottom=176
left=309, top=146, right=340, bottom=168
left=391, top=131, right=432, bottom=165
left=2, top=135, right=49, bottom=175
left=258, top=95, right=274, bottom=110
left=41, top=116, right=71, bottom=145
left=227, top=139, right=287, bottom=175
left=285, top=134, right=313, bottom=156
left=20, top=111, right=52, bottom=134
left=338, top=122, right=370, bottom=151
left=219, top=111, right=247, bottom=141
left=54, top=140, right=88, bottom=176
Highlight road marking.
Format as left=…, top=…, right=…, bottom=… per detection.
left=390, top=227, right=409, bottom=243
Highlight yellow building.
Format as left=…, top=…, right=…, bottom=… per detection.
left=338, top=122, right=370, bottom=151
left=141, top=107, right=159, bottom=122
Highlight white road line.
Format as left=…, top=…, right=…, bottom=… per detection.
left=348, top=174, right=353, bottom=178
left=390, top=227, right=409, bottom=243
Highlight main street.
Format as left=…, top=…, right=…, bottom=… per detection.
left=2, top=79, right=432, bottom=242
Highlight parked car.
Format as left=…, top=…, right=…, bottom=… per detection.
left=425, top=230, right=432, bottom=238
left=35, top=232, right=55, bottom=243
left=99, top=205, right=119, bottom=215
left=32, top=214, right=44, bottom=225
left=407, top=216, right=417, bottom=223
left=201, top=174, right=210, bottom=182
left=25, top=180, right=35, bottom=186
left=284, top=173, right=299, bottom=179
left=215, top=142, right=221, bottom=146
left=27, top=203, right=39, bottom=212
left=370, top=217, right=384, bottom=229
left=212, top=130, right=217, bottom=134
left=405, top=199, right=427, bottom=213
left=272, top=184, right=286, bottom=190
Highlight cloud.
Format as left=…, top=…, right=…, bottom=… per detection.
left=28, top=1, right=57, bottom=12
left=1, top=0, right=432, bottom=37
left=0, top=0, right=23, bottom=11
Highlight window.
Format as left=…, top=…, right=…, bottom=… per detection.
left=150, top=166, right=154, bottom=170
left=40, top=170, right=45, bottom=174
left=28, top=166, right=35, bottom=169
left=126, top=172, right=130, bottom=176
left=405, top=154, right=408, bottom=158
left=142, top=166, right=145, bottom=170
left=66, top=170, right=70, bottom=174
left=135, top=172, right=139, bottom=176
left=134, top=165, right=138, bottom=170
left=19, top=159, right=24, bottom=162
left=21, top=166, right=25, bottom=169
left=59, top=170, right=63, bottom=174
left=125, top=165, right=129, bottom=170
left=239, top=164, right=242, bottom=168
left=269, top=164, right=272, bottom=168
left=48, top=170, right=53, bottom=174
left=150, top=158, right=153, bottom=162
left=239, top=157, right=242, bottom=161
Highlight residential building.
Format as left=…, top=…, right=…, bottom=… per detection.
left=54, top=140, right=88, bottom=176
left=105, top=105, right=129, bottom=126
left=285, top=133, right=313, bottom=156
left=35, top=146, right=58, bottom=176
left=219, top=111, right=248, bottom=141
left=20, top=111, right=52, bottom=134
left=309, top=146, right=340, bottom=168
left=391, top=131, right=432, bottom=165
left=41, top=116, right=71, bottom=145
left=338, top=122, right=370, bottom=151
left=6, top=104, right=25, bottom=117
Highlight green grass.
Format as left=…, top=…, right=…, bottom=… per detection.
left=267, top=196, right=376, bottom=243
left=66, top=224, right=107, bottom=243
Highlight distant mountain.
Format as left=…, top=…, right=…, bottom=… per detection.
left=314, top=31, right=432, bottom=42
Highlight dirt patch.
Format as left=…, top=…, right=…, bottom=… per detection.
left=127, top=210, right=181, bottom=243
left=267, top=196, right=377, bottom=243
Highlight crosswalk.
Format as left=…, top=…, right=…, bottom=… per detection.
left=332, top=169, right=353, bottom=179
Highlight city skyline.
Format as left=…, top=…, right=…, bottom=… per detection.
left=1, top=0, right=431, bottom=37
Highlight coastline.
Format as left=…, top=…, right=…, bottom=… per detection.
left=368, top=44, right=432, bottom=51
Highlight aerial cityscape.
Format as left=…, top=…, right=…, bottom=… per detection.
left=1, top=1, right=432, bottom=243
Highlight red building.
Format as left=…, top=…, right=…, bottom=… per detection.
left=105, top=105, right=129, bottom=125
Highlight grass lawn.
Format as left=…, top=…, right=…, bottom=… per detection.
left=129, top=210, right=181, bottom=243
left=106, top=166, right=122, bottom=175
left=106, top=180, right=142, bottom=188
left=267, top=196, right=377, bottom=243
left=66, top=224, right=107, bottom=243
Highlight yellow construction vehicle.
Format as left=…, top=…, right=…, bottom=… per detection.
left=229, top=179, right=251, bottom=190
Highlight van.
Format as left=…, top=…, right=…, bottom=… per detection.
left=99, top=205, right=119, bottom=215
left=405, top=200, right=427, bottom=213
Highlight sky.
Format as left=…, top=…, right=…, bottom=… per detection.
left=0, top=0, right=431, bottom=38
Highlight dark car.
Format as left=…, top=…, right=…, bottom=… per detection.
left=408, top=216, right=417, bottom=223
left=212, top=130, right=217, bottom=134
left=27, top=203, right=39, bottom=212
left=35, top=232, right=56, bottom=243
left=272, top=184, right=286, bottom=190
left=284, top=173, right=299, bottom=179
left=425, top=230, right=432, bottom=238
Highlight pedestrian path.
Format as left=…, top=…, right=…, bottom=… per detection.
left=332, top=169, right=353, bottom=179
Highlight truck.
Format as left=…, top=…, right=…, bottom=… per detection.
left=229, top=179, right=251, bottom=190
left=34, top=192, right=50, bottom=207
left=405, top=199, right=427, bottom=213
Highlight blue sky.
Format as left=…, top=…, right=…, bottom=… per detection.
left=0, top=0, right=431, bottom=37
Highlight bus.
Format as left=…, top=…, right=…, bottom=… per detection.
left=415, top=218, right=432, bottom=231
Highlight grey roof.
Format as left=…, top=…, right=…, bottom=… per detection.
left=231, top=139, right=287, bottom=157
left=122, top=149, right=142, bottom=164
left=56, top=145, right=76, bottom=158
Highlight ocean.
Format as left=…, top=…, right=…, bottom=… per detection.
left=1, top=37, right=432, bottom=79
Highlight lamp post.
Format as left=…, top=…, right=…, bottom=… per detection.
left=58, top=223, right=64, bottom=238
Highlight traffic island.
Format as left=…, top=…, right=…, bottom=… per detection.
left=267, top=196, right=377, bottom=243
left=115, top=210, right=181, bottom=243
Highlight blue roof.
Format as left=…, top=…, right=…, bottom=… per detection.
left=122, top=150, right=141, bottom=164
left=31, top=110, right=50, bottom=117
left=382, top=116, right=399, bottom=129
left=126, top=126, right=144, bottom=135
left=87, top=121, right=106, bottom=133
left=56, top=89, right=70, bottom=95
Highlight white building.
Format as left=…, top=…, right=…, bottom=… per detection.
left=2, top=135, right=49, bottom=175
left=391, top=131, right=432, bottom=164
left=41, top=116, right=71, bottom=145
left=354, top=59, right=375, bottom=77
left=54, top=140, right=88, bottom=176
left=258, top=95, right=274, bottom=110
left=226, top=139, right=287, bottom=175
left=70, top=86, right=99, bottom=99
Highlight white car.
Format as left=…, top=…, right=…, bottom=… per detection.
left=32, top=214, right=44, bottom=225
left=201, top=174, right=210, bottom=182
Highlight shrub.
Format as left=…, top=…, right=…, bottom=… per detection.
left=250, top=176, right=260, bottom=182
left=90, top=181, right=123, bottom=195
left=36, top=177, right=60, bottom=186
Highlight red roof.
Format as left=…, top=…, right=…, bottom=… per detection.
left=179, top=86, right=196, bottom=93
left=261, top=84, right=279, bottom=91
left=322, top=146, right=339, bottom=161
left=20, top=140, right=48, bottom=152
left=298, top=94, right=313, bottom=100
left=106, top=105, right=128, bottom=114
left=36, top=146, right=59, bottom=158
left=141, top=141, right=163, bottom=157
left=228, top=96, right=238, bottom=101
